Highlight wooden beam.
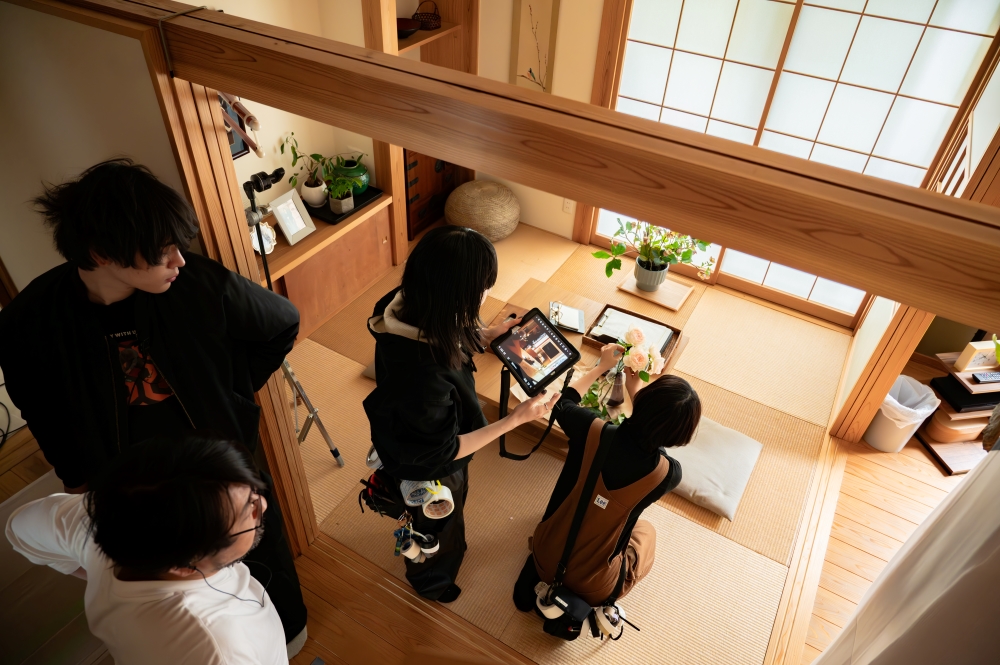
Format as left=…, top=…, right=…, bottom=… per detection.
left=137, top=24, right=316, bottom=554
left=19, top=0, right=1000, bottom=331
left=830, top=306, right=936, bottom=443
left=574, top=0, right=632, bottom=244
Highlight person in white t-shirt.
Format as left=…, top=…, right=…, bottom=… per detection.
left=5, top=435, right=288, bottom=665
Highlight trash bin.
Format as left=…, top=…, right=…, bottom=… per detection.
left=863, top=375, right=940, bottom=453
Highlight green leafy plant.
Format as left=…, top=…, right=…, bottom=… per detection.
left=279, top=132, right=328, bottom=188
left=592, top=218, right=714, bottom=280
left=325, top=173, right=363, bottom=201
left=580, top=381, right=626, bottom=424
left=335, top=153, right=368, bottom=169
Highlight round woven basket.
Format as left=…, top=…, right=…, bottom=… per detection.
left=445, top=180, right=520, bottom=242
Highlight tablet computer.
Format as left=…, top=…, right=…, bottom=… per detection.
left=490, top=308, right=581, bottom=397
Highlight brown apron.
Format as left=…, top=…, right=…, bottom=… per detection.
left=532, top=418, right=669, bottom=606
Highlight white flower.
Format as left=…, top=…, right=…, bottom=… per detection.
left=624, top=324, right=645, bottom=347
left=651, top=354, right=666, bottom=376
left=626, top=347, right=649, bottom=373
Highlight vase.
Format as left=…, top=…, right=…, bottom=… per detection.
left=634, top=258, right=668, bottom=292
left=330, top=191, right=354, bottom=214
left=606, top=369, right=625, bottom=407
left=334, top=155, right=369, bottom=195
left=300, top=181, right=327, bottom=207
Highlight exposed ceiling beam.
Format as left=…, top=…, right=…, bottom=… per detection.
left=10, top=0, right=1000, bottom=330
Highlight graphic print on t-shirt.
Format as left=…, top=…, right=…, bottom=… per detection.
left=111, top=330, right=174, bottom=406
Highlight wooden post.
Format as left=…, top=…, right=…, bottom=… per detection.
left=139, top=29, right=316, bottom=555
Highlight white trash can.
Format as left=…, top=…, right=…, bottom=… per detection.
left=863, top=375, right=940, bottom=453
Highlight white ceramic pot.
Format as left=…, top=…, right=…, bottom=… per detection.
left=634, top=259, right=668, bottom=291
left=300, top=181, right=327, bottom=207
left=330, top=192, right=354, bottom=214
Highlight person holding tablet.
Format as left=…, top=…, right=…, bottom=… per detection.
left=512, top=348, right=701, bottom=613
left=363, top=226, right=559, bottom=603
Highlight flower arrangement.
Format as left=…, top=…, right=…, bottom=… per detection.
left=580, top=324, right=666, bottom=422
left=593, top=218, right=715, bottom=280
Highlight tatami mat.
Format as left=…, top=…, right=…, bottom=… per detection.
left=547, top=245, right=708, bottom=329
left=308, top=265, right=404, bottom=366
left=490, top=225, right=579, bottom=302
left=662, top=372, right=827, bottom=565
left=674, top=289, right=850, bottom=426
left=321, top=439, right=786, bottom=664
left=499, top=506, right=786, bottom=665
left=284, top=340, right=377, bottom=523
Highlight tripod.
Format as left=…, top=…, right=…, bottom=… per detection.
left=244, top=169, right=345, bottom=467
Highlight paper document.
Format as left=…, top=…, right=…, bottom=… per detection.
left=590, top=308, right=673, bottom=354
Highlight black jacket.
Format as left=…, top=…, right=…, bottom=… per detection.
left=0, top=253, right=299, bottom=488
left=362, top=288, right=487, bottom=481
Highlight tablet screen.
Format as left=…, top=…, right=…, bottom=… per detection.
left=492, top=310, right=579, bottom=395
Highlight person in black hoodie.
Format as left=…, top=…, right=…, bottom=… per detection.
left=0, top=159, right=308, bottom=655
left=363, top=225, right=559, bottom=602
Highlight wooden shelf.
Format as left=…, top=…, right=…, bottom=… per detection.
left=255, top=193, right=392, bottom=285
left=397, top=22, right=460, bottom=54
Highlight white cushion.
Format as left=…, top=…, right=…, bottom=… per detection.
left=667, top=417, right=762, bottom=521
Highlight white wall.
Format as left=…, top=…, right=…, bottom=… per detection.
left=834, top=296, right=900, bottom=415
left=0, top=3, right=184, bottom=291
left=478, top=0, right=605, bottom=239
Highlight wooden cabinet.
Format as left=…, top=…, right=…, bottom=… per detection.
left=404, top=149, right=472, bottom=239
left=255, top=194, right=394, bottom=341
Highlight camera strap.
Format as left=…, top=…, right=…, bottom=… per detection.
left=554, top=422, right=616, bottom=588
left=498, top=368, right=575, bottom=461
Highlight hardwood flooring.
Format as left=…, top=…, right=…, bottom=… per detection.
left=801, top=361, right=966, bottom=663
left=0, top=428, right=51, bottom=503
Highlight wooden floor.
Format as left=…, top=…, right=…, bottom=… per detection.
left=0, top=427, right=51, bottom=503
left=801, top=360, right=964, bottom=664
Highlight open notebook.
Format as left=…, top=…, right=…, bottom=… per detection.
left=590, top=307, right=673, bottom=354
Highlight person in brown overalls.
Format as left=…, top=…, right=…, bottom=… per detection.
left=513, top=345, right=702, bottom=612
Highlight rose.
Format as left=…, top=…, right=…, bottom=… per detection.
left=651, top=353, right=666, bottom=376
left=626, top=346, right=649, bottom=373
left=624, top=324, right=645, bottom=347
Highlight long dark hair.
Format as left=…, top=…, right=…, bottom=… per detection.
left=398, top=225, right=498, bottom=369
left=630, top=375, right=702, bottom=452
left=85, top=435, right=266, bottom=575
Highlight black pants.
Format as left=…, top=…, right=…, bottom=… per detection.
left=243, top=470, right=308, bottom=642
left=513, top=554, right=542, bottom=612
left=402, top=466, right=469, bottom=600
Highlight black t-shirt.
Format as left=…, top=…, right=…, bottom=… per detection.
left=545, top=387, right=682, bottom=556
left=91, top=294, right=191, bottom=446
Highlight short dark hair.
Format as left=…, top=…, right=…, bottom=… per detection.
left=629, top=375, right=702, bottom=452
left=34, top=158, right=199, bottom=270
left=398, top=225, right=499, bottom=370
left=85, top=435, right=266, bottom=575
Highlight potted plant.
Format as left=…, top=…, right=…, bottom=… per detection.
left=333, top=153, right=369, bottom=195
left=326, top=173, right=364, bottom=214
left=280, top=133, right=328, bottom=207
left=593, top=218, right=714, bottom=291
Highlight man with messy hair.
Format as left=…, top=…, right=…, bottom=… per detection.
left=0, top=158, right=308, bottom=655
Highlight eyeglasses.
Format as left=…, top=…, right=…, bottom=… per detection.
left=230, top=487, right=265, bottom=538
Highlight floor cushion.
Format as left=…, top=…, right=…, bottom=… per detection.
left=667, top=417, right=762, bottom=521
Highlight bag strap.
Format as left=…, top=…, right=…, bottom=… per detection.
left=553, top=421, right=616, bottom=587
left=498, top=368, right=574, bottom=461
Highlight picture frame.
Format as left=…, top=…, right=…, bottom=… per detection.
left=509, top=0, right=561, bottom=94
left=268, top=188, right=316, bottom=246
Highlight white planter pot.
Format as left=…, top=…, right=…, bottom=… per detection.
left=634, top=260, right=668, bottom=291
left=330, top=192, right=354, bottom=214
left=300, top=181, right=327, bottom=207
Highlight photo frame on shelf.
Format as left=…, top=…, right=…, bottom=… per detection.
left=509, top=0, right=561, bottom=94
left=268, top=188, right=316, bottom=246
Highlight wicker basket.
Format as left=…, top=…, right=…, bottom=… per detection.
left=445, top=180, right=520, bottom=242
left=413, top=1, right=441, bottom=30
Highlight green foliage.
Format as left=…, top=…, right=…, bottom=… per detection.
left=335, top=153, right=368, bottom=168
left=594, top=217, right=715, bottom=280
left=325, top=174, right=363, bottom=201
left=280, top=133, right=329, bottom=188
